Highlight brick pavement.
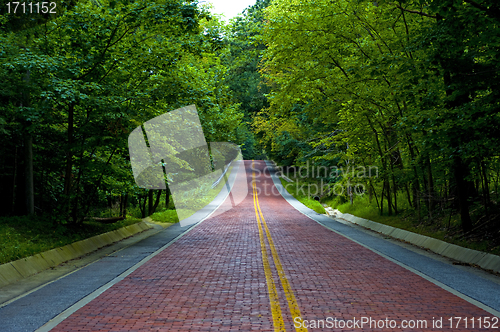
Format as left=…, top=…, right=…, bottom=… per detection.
left=50, top=160, right=498, bottom=331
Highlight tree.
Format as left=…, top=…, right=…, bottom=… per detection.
left=223, top=0, right=272, bottom=159
left=258, top=0, right=500, bottom=232
left=0, top=0, right=244, bottom=223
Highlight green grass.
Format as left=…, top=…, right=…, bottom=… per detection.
left=279, top=178, right=326, bottom=214
left=278, top=170, right=500, bottom=257
left=0, top=214, right=142, bottom=265
left=324, top=194, right=500, bottom=257
left=326, top=194, right=444, bottom=236
left=149, top=209, right=180, bottom=223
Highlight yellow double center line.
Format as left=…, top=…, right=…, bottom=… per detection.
left=252, top=161, right=307, bottom=332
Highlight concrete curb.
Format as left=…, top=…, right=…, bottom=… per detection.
left=0, top=221, right=152, bottom=288
left=327, top=209, right=500, bottom=274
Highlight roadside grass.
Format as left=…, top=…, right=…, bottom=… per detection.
left=325, top=194, right=500, bottom=257
left=0, top=164, right=242, bottom=265
left=278, top=170, right=500, bottom=257
left=279, top=177, right=326, bottom=214
left=188, top=165, right=234, bottom=211
left=0, top=214, right=142, bottom=265
left=149, top=209, right=180, bottom=223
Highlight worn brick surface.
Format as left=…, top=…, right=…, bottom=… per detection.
left=52, top=161, right=497, bottom=331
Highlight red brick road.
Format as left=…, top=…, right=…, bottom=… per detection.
left=52, top=161, right=497, bottom=331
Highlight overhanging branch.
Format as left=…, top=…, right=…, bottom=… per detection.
left=394, top=4, right=437, bottom=19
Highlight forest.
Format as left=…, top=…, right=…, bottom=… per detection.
left=1, top=0, right=500, bottom=254
left=257, top=0, right=500, bottom=240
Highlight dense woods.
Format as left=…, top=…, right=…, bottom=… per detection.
left=0, top=0, right=249, bottom=223
left=256, top=0, right=500, bottom=236
left=1, top=0, right=500, bottom=244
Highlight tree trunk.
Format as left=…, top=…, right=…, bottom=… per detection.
left=481, top=161, right=490, bottom=213
left=148, top=190, right=162, bottom=216
left=123, top=193, right=128, bottom=217
left=64, top=104, right=75, bottom=222
left=392, top=173, right=398, bottom=215
left=119, top=194, right=124, bottom=217
left=24, top=135, right=35, bottom=215
left=22, top=70, right=34, bottom=215
left=12, top=146, right=18, bottom=214
left=386, top=180, right=392, bottom=216
left=139, top=194, right=147, bottom=218
left=148, top=190, right=153, bottom=216
left=368, top=182, right=372, bottom=203
left=426, top=159, right=434, bottom=222
left=453, top=157, right=473, bottom=232
left=407, top=137, right=420, bottom=211
left=165, top=185, right=171, bottom=209
left=380, top=181, right=385, bottom=215
left=349, top=184, right=353, bottom=205
left=495, top=164, right=500, bottom=201
left=405, top=183, right=412, bottom=208
left=152, top=190, right=162, bottom=215
left=370, top=182, right=380, bottom=212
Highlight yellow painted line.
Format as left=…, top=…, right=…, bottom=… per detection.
left=252, top=167, right=286, bottom=332
left=254, top=179, right=308, bottom=332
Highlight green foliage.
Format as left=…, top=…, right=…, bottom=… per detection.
left=3, top=0, right=499, bottom=253
left=0, top=0, right=245, bottom=223
left=327, top=194, right=500, bottom=256
left=222, top=0, right=272, bottom=159
left=259, top=0, right=500, bottom=234
left=235, top=124, right=264, bottom=160
left=226, top=0, right=270, bottom=118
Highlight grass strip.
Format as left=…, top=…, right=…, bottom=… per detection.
left=279, top=177, right=326, bottom=214
left=0, top=215, right=142, bottom=265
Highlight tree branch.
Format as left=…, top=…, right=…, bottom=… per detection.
left=394, top=4, right=437, bottom=19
